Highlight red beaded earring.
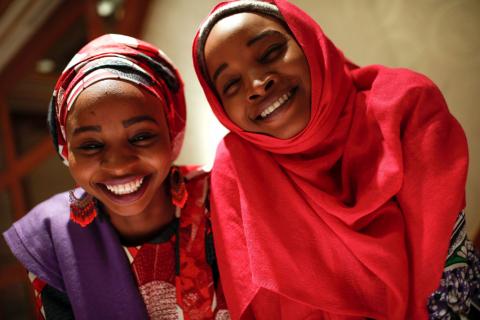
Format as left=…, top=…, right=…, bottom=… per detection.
left=170, top=167, right=188, bottom=209
left=69, top=190, right=97, bottom=227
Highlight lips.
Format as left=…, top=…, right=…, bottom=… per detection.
left=97, top=175, right=151, bottom=204
left=254, top=86, right=297, bottom=121
left=105, top=177, right=144, bottom=195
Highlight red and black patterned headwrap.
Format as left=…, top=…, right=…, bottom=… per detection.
left=48, top=34, right=186, bottom=165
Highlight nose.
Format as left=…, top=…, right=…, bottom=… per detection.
left=247, top=73, right=277, bottom=102
left=101, top=144, right=138, bottom=175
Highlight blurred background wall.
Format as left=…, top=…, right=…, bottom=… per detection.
left=0, top=0, right=478, bottom=318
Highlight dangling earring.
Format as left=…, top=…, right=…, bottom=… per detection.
left=170, top=166, right=188, bottom=210
left=69, top=190, right=97, bottom=227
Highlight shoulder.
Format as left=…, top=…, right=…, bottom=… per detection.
left=359, top=65, right=437, bottom=92
left=3, top=191, right=73, bottom=291
left=376, top=67, right=434, bottom=86
left=381, top=69, right=451, bottom=131
left=8, top=191, right=71, bottom=238
left=358, top=66, right=450, bottom=129
left=357, top=66, right=444, bottom=108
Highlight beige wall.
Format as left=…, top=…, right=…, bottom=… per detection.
left=143, top=0, right=480, bottom=236
left=143, top=0, right=227, bottom=168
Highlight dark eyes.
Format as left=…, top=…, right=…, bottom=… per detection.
left=260, top=42, right=287, bottom=63
left=129, top=132, right=157, bottom=145
left=221, top=41, right=287, bottom=96
left=77, top=141, right=104, bottom=153
left=75, top=141, right=104, bottom=155
left=75, top=132, right=157, bottom=155
left=222, top=78, right=240, bottom=95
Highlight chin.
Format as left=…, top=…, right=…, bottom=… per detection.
left=278, top=107, right=310, bottom=139
left=276, top=122, right=308, bottom=139
left=102, top=201, right=149, bottom=218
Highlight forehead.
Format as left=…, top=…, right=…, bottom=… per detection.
left=68, top=79, right=165, bottom=122
left=204, top=12, right=287, bottom=58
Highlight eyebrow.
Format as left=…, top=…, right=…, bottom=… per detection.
left=122, top=115, right=158, bottom=128
left=246, top=29, right=283, bottom=47
left=73, top=125, right=101, bottom=136
left=212, top=63, right=228, bottom=84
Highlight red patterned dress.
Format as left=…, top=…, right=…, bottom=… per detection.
left=29, top=168, right=230, bottom=320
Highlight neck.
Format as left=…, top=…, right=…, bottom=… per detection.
left=107, top=184, right=176, bottom=245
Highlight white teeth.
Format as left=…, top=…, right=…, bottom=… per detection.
left=105, top=177, right=144, bottom=195
left=260, top=91, right=292, bottom=119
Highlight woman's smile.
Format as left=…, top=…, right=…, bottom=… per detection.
left=255, top=86, right=297, bottom=121
left=97, top=174, right=151, bottom=204
left=104, top=177, right=144, bottom=195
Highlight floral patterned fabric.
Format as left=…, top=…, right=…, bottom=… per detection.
left=428, top=212, right=480, bottom=319
left=125, top=169, right=229, bottom=319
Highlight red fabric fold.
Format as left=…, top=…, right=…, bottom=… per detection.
left=193, top=1, right=468, bottom=318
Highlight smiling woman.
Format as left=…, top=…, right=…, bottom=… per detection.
left=66, top=80, right=174, bottom=239
left=192, top=0, right=478, bottom=319
left=3, top=34, right=230, bottom=319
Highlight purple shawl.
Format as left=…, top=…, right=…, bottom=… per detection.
left=3, top=190, right=148, bottom=319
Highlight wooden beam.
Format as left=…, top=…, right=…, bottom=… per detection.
left=0, top=0, right=85, bottom=92
left=0, top=93, right=55, bottom=195
left=0, top=0, right=15, bottom=19
left=0, top=263, right=26, bottom=288
left=118, top=0, right=151, bottom=38
left=10, top=181, right=26, bottom=220
left=85, top=0, right=106, bottom=40
left=0, top=1, right=82, bottom=316
left=0, top=94, right=16, bottom=163
left=0, top=136, right=54, bottom=192
left=0, top=95, right=27, bottom=218
left=0, top=262, right=36, bottom=319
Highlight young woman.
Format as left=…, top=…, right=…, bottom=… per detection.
left=192, top=0, right=479, bottom=319
left=4, top=34, right=229, bottom=320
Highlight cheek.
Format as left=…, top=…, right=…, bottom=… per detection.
left=294, top=59, right=311, bottom=102
left=67, top=153, right=96, bottom=184
left=223, top=104, right=236, bottom=121
left=146, top=150, right=174, bottom=182
left=145, top=144, right=174, bottom=167
left=223, top=100, right=245, bottom=124
left=302, top=61, right=311, bottom=88
left=68, top=162, right=89, bottom=189
left=287, top=45, right=310, bottom=79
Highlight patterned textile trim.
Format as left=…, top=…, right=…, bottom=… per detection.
left=29, top=272, right=46, bottom=320
left=428, top=211, right=480, bottom=319
left=28, top=273, right=75, bottom=320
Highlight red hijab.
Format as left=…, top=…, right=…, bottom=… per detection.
left=193, top=1, right=468, bottom=318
